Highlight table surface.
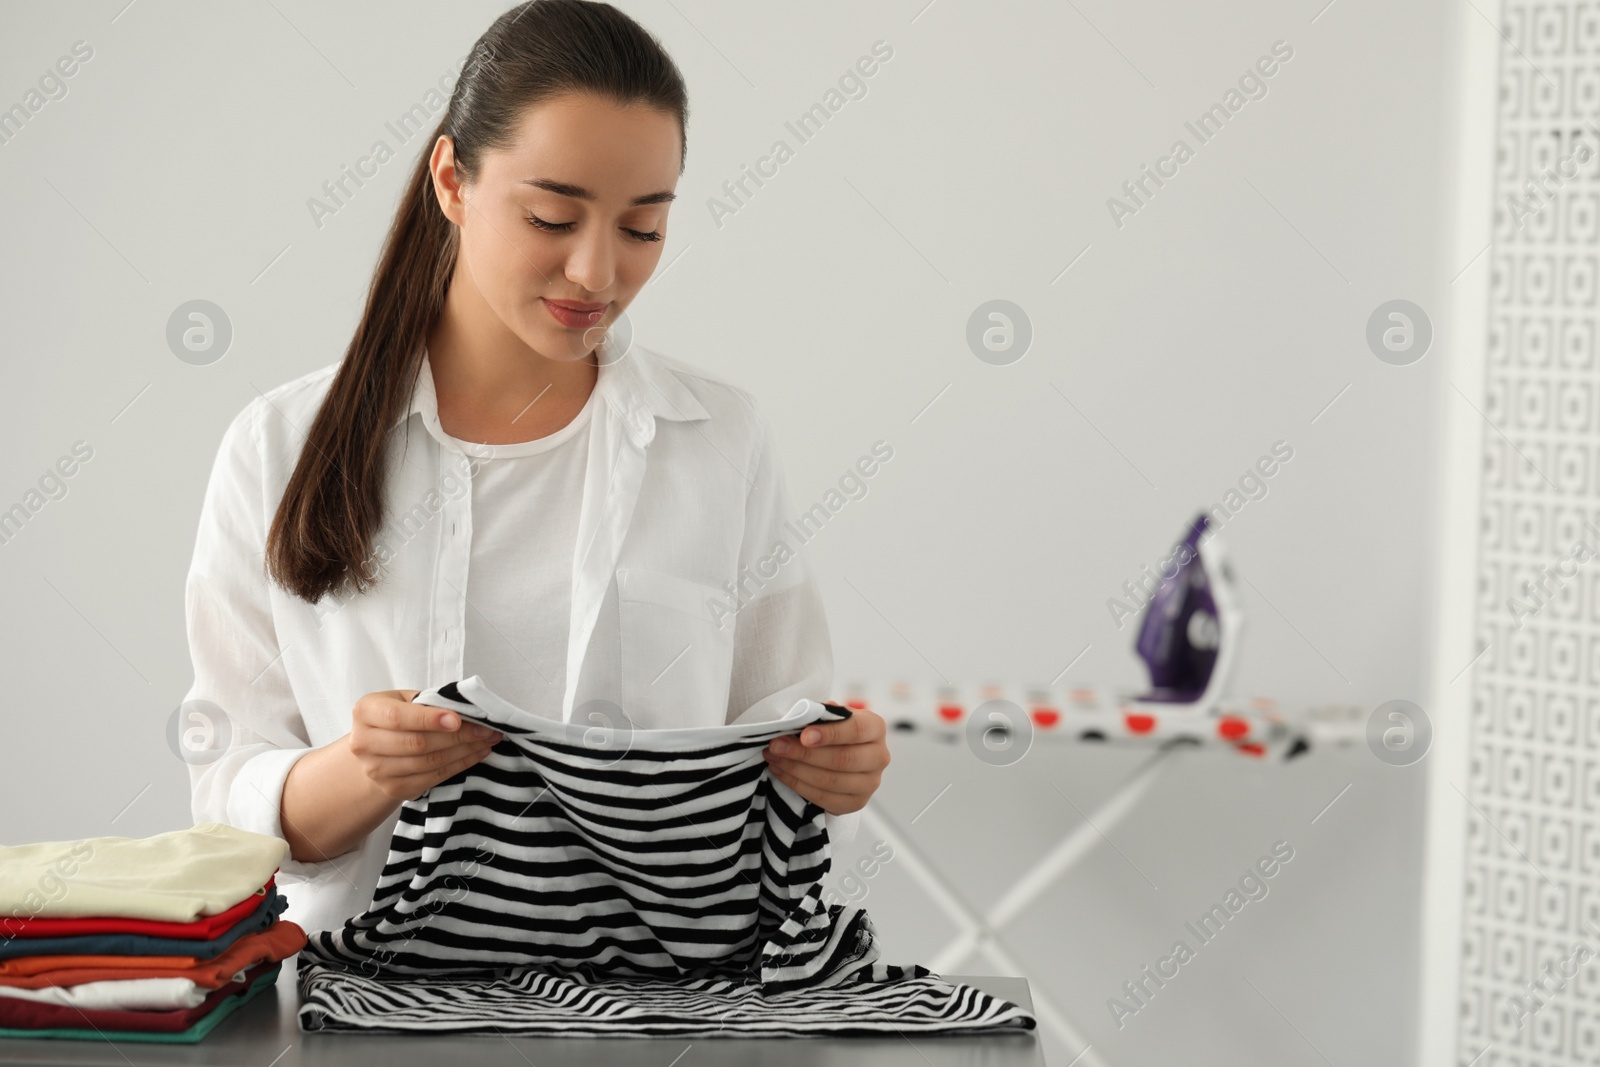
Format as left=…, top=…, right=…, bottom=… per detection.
left=1, top=956, right=1048, bottom=1066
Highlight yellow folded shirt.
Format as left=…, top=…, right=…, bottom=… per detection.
left=0, top=822, right=288, bottom=923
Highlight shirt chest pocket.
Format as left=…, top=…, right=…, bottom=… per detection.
left=616, top=567, right=736, bottom=724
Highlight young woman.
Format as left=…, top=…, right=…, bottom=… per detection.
left=183, top=0, right=889, bottom=936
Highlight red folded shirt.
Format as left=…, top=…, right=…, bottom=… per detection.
left=0, top=877, right=276, bottom=941
left=0, top=959, right=279, bottom=1033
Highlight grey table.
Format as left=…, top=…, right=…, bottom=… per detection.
left=0, top=955, right=1047, bottom=1066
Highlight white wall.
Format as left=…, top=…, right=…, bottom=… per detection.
left=0, top=2, right=1471, bottom=1063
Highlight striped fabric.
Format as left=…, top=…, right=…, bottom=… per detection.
left=296, top=675, right=1037, bottom=1038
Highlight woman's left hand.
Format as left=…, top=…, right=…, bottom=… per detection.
left=763, top=706, right=890, bottom=815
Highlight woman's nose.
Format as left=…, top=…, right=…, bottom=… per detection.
left=564, top=236, right=616, bottom=294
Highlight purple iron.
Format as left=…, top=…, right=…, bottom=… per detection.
left=1128, top=512, right=1243, bottom=713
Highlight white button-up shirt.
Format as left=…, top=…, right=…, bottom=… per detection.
left=183, top=340, right=855, bottom=934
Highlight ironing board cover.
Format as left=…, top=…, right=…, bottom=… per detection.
left=295, top=675, right=1037, bottom=1038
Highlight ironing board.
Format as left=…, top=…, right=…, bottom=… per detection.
left=844, top=679, right=1367, bottom=1067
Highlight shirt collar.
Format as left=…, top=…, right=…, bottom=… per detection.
left=392, top=337, right=710, bottom=448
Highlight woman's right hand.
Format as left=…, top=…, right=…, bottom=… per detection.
left=347, top=690, right=503, bottom=802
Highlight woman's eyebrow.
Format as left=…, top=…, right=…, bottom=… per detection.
left=519, top=177, right=676, bottom=206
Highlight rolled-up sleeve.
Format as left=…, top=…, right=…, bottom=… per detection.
left=723, top=405, right=859, bottom=849
left=182, top=396, right=325, bottom=877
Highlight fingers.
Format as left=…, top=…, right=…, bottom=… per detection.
left=767, top=712, right=889, bottom=768
left=765, top=711, right=889, bottom=813
left=777, top=708, right=886, bottom=752
left=765, top=738, right=879, bottom=773
left=359, top=692, right=501, bottom=742
left=767, top=751, right=877, bottom=802
left=386, top=735, right=501, bottom=779
left=386, top=734, right=500, bottom=788
left=389, top=743, right=499, bottom=802
left=351, top=691, right=502, bottom=771
left=358, top=718, right=502, bottom=758
left=360, top=691, right=476, bottom=734
left=795, top=719, right=857, bottom=748
left=766, top=761, right=864, bottom=814
left=349, top=690, right=505, bottom=803
left=765, top=726, right=838, bottom=758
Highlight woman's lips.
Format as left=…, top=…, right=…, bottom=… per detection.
left=542, top=298, right=607, bottom=329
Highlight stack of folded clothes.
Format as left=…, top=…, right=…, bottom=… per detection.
left=0, top=822, right=306, bottom=1043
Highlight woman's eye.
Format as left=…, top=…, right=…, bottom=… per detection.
left=525, top=212, right=662, bottom=243
left=525, top=212, right=573, bottom=233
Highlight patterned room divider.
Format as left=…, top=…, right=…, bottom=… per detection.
left=1440, top=4, right=1600, bottom=1063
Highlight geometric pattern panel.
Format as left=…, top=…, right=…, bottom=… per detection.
left=1461, top=3, right=1600, bottom=1063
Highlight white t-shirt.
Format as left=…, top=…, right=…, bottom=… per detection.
left=440, top=386, right=597, bottom=723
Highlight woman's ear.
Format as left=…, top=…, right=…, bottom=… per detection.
left=429, top=135, right=467, bottom=227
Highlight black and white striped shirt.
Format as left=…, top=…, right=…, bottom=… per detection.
left=295, top=675, right=1037, bottom=1038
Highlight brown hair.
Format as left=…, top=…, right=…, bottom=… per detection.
left=264, top=0, right=688, bottom=605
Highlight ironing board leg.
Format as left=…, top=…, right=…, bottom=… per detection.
left=856, top=746, right=1180, bottom=1067
left=988, top=746, right=1176, bottom=930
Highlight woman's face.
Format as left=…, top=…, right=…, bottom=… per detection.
left=434, top=91, right=682, bottom=362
